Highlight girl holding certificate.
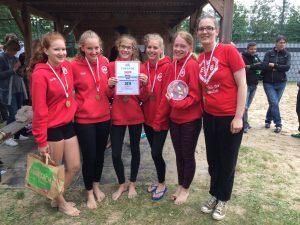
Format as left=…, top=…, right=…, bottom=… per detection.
left=28, top=32, right=80, bottom=216
left=71, top=30, right=111, bottom=209
left=141, top=33, right=172, bottom=200
left=166, top=31, right=203, bottom=205
left=107, top=34, right=149, bottom=201
left=197, top=15, right=246, bottom=220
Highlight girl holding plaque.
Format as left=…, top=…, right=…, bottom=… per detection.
left=197, top=15, right=246, bottom=220
left=28, top=32, right=81, bottom=216
left=166, top=31, right=203, bottom=205
left=107, top=34, right=149, bottom=200
left=141, top=33, right=172, bottom=200
left=71, top=30, right=111, bottom=209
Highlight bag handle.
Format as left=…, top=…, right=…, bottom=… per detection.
left=43, top=153, right=51, bottom=165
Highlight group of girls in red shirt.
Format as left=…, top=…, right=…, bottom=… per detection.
left=29, top=15, right=246, bottom=220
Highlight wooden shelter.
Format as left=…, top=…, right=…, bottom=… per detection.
left=0, top=0, right=233, bottom=59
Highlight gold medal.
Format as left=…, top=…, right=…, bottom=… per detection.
left=123, top=95, right=129, bottom=103
left=149, top=95, right=155, bottom=101
left=96, top=94, right=100, bottom=101
left=65, top=99, right=71, bottom=108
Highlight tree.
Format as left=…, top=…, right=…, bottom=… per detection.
left=0, top=6, right=22, bottom=42
left=232, top=3, right=249, bottom=42
left=284, top=6, right=300, bottom=42
left=0, top=5, right=53, bottom=43
left=249, top=0, right=280, bottom=42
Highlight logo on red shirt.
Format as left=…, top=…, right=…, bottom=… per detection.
left=62, top=67, right=68, bottom=75
left=102, top=66, right=108, bottom=74
left=157, top=73, right=162, bottom=81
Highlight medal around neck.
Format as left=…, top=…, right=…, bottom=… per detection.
left=65, top=99, right=71, bottom=108
left=167, top=80, right=188, bottom=101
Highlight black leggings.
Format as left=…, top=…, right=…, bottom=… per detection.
left=75, top=120, right=110, bottom=190
left=144, top=124, right=168, bottom=183
left=111, top=124, right=142, bottom=184
left=203, top=112, right=243, bottom=201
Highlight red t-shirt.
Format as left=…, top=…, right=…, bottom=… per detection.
left=198, top=43, right=245, bottom=116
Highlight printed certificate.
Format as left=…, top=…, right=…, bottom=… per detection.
left=115, top=61, right=140, bottom=95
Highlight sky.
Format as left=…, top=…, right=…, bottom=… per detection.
left=236, top=0, right=300, bottom=8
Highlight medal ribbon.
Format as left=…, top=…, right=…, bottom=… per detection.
left=85, top=57, right=100, bottom=93
left=47, top=63, right=69, bottom=99
left=202, top=43, right=218, bottom=84
left=174, top=52, right=192, bottom=80
left=147, top=61, right=158, bottom=93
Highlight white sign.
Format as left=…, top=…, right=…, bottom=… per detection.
left=115, top=61, right=140, bottom=95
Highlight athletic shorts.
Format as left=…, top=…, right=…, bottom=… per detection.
left=47, top=122, right=76, bottom=142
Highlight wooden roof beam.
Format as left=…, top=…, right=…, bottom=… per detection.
left=207, top=0, right=224, bottom=17
left=8, top=7, right=25, bottom=34
left=0, top=0, right=56, bottom=21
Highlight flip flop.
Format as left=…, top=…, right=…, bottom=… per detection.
left=152, top=187, right=167, bottom=201
left=147, top=183, right=158, bottom=193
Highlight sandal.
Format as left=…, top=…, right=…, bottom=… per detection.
left=152, top=186, right=167, bottom=201
left=147, top=183, right=158, bottom=193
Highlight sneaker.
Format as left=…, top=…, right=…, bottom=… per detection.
left=212, top=201, right=227, bottom=220
left=291, top=133, right=300, bottom=138
left=17, top=134, right=29, bottom=141
left=4, top=138, right=18, bottom=146
left=265, top=123, right=271, bottom=128
left=243, top=127, right=249, bottom=133
left=274, top=127, right=282, bottom=133
left=201, top=195, right=217, bottom=213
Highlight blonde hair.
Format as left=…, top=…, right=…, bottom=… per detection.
left=174, top=31, right=194, bottom=50
left=75, top=30, right=103, bottom=60
left=115, top=34, right=139, bottom=61
left=144, top=33, right=165, bottom=58
left=173, top=31, right=198, bottom=60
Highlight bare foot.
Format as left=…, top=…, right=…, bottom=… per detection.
left=171, top=185, right=182, bottom=201
left=51, top=200, right=76, bottom=208
left=174, top=188, right=189, bottom=205
left=58, top=202, right=81, bottom=216
left=93, top=183, right=105, bottom=202
left=86, top=190, right=97, bottom=209
left=112, top=184, right=127, bottom=201
left=128, top=182, right=137, bottom=199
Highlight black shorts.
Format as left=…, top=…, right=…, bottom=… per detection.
left=47, top=122, right=76, bottom=142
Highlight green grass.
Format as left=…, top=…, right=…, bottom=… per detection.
left=0, top=146, right=299, bottom=225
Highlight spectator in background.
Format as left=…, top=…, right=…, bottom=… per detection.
left=242, top=42, right=264, bottom=133
left=261, top=35, right=291, bottom=133
left=0, top=33, right=19, bottom=121
left=291, top=69, right=300, bottom=138
left=0, top=39, right=29, bottom=147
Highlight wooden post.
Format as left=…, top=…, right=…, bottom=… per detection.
left=221, top=0, right=234, bottom=43
left=21, top=4, right=32, bottom=63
